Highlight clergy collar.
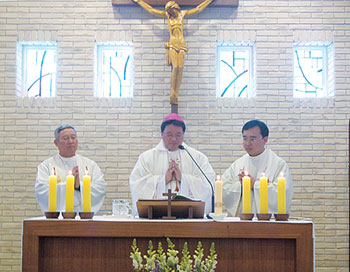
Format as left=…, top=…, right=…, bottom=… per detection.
left=158, top=139, right=186, bottom=151
left=58, top=154, right=77, bottom=162
left=248, top=148, right=267, bottom=160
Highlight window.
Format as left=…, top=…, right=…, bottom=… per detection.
left=217, top=44, right=255, bottom=98
left=293, top=43, right=334, bottom=98
left=17, top=42, right=57, bottom=97
left=95, top=43, right=133, bottom=98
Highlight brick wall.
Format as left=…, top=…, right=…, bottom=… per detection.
left=0, top=0, right=349, bottom=270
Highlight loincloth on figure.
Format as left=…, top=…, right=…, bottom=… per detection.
left=165, top=42, right=188, bottom=53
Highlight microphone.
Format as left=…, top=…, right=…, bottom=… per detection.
left=178, top=144, right=214, bottom=214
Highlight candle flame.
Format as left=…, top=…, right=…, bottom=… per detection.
left=85, top=166, right=89, bottom=176
left=244, top=171, right=249, bottom=176
left=68, top=170, right=72, bottom=175
left=216, top=174, right=221, bottom=181
left=261, top=172, right=266, bottom=177
left=279, top=172, right=284, bottom=177
left=51, top=168, right=55, bottom=176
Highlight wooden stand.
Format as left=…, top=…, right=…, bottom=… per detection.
left=137, top=199, right=205, bottom=219
left=162, top=189, right=176, bottom=220
left=171, top=103, right=178, bottom=114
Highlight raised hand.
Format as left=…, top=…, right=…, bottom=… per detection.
left=72, top=165, right=80, bottom=189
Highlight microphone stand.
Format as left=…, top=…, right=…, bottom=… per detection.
left=178, top=145, right=214, bottom=215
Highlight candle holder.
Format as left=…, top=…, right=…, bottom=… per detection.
left=44, top=211, right=60, bottom=219
left=79, top=212, right=94, bottom=219
left=257, top=213, right=272, bottom=221
left=274, top=213, right=289, bottom=221
left=62, top=212, right=77, bottom=219
left=239, top=213, right=254, bottom=221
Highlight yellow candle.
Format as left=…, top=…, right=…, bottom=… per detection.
left=278, top=174, right=286, bottom=214
left=48, top=169, right=57, bottom=212
left=214, top=175, right=222, bottom=215
left=260, top=174, right=268, bottom=214
left=242, top=174, right=251, bottom=214
left=65, top=171, right=74, bottom=212
left=83, top=168, right=91, bottom=212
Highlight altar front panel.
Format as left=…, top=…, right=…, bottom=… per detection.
left=22, top=218, right=313, bottom=272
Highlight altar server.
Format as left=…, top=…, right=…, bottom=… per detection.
left=35, top=124, right=106, bottom=213
left=222, top=120, right=293, bottom=216
left=129, top=113, right=215, bottom=216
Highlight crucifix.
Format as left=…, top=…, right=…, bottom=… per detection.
left=113, top=0, right=239, bottom=113
left=132, top=0, right=214, bottom=114
left=162, top=189, right=177, bottom=219
left=113, top=0, right=239, bottom=7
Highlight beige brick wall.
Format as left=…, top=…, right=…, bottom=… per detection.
left=0, top=0, right=349, bottom=270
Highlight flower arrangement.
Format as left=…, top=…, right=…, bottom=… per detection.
left=130, top=237, right=217, bottom=272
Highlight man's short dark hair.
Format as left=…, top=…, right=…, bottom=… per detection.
left=242, top=120, right=269, bottom=138
left=54, top=124, right=77, bottom=141
left=161, top=120, right=186, bottom=133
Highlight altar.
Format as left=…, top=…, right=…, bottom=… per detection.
left=22, top=216, right=314, bottom=272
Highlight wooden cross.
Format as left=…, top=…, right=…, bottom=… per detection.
left=162, top=189, right=177, bottom=220
left=112, top=0, right=239, bottom=7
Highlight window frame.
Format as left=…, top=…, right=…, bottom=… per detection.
left=216, top=43, right=255, bottom=99
left=95, top=42, right=134, bottom=98
left=293, top=43, right=334, bottom=98
left=18, top=42, right=58, bottom=98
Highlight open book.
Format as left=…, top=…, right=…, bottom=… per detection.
left=171, top=195, right=202, bottom=201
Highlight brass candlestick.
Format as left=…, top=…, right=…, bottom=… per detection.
left=79, top=212, right=94, bottom=219
left=239, top=213, right=254, bottom=220
left=257, top=213, right=272, bottom=221
left=62, top=212, right=77, bottom=219
left=274, top=213, right=289, bottom=221
left=45, top=211, right=60, bottom=219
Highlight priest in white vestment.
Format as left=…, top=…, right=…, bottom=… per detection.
left=222, top=120, right=293, bottom=216
left=129, top=113, right=215, bottom=216
left=35, top=124, right=106, bottom=213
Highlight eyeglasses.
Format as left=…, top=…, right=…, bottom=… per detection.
left=165, top=133, right=183, bottom=139
left=242, top=136, right=263, bottom=143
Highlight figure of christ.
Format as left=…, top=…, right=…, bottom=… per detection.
left=133, top=0, right=214, bottom=105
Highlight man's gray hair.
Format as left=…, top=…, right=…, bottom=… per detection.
left=54, top=124, right=77, bottom=141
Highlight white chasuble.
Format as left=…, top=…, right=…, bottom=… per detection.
left=35, top=154, right=106, bottom=214
left=222, top=149, right=293, bottom=217
left=129, top=140, right=215, bottom=216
